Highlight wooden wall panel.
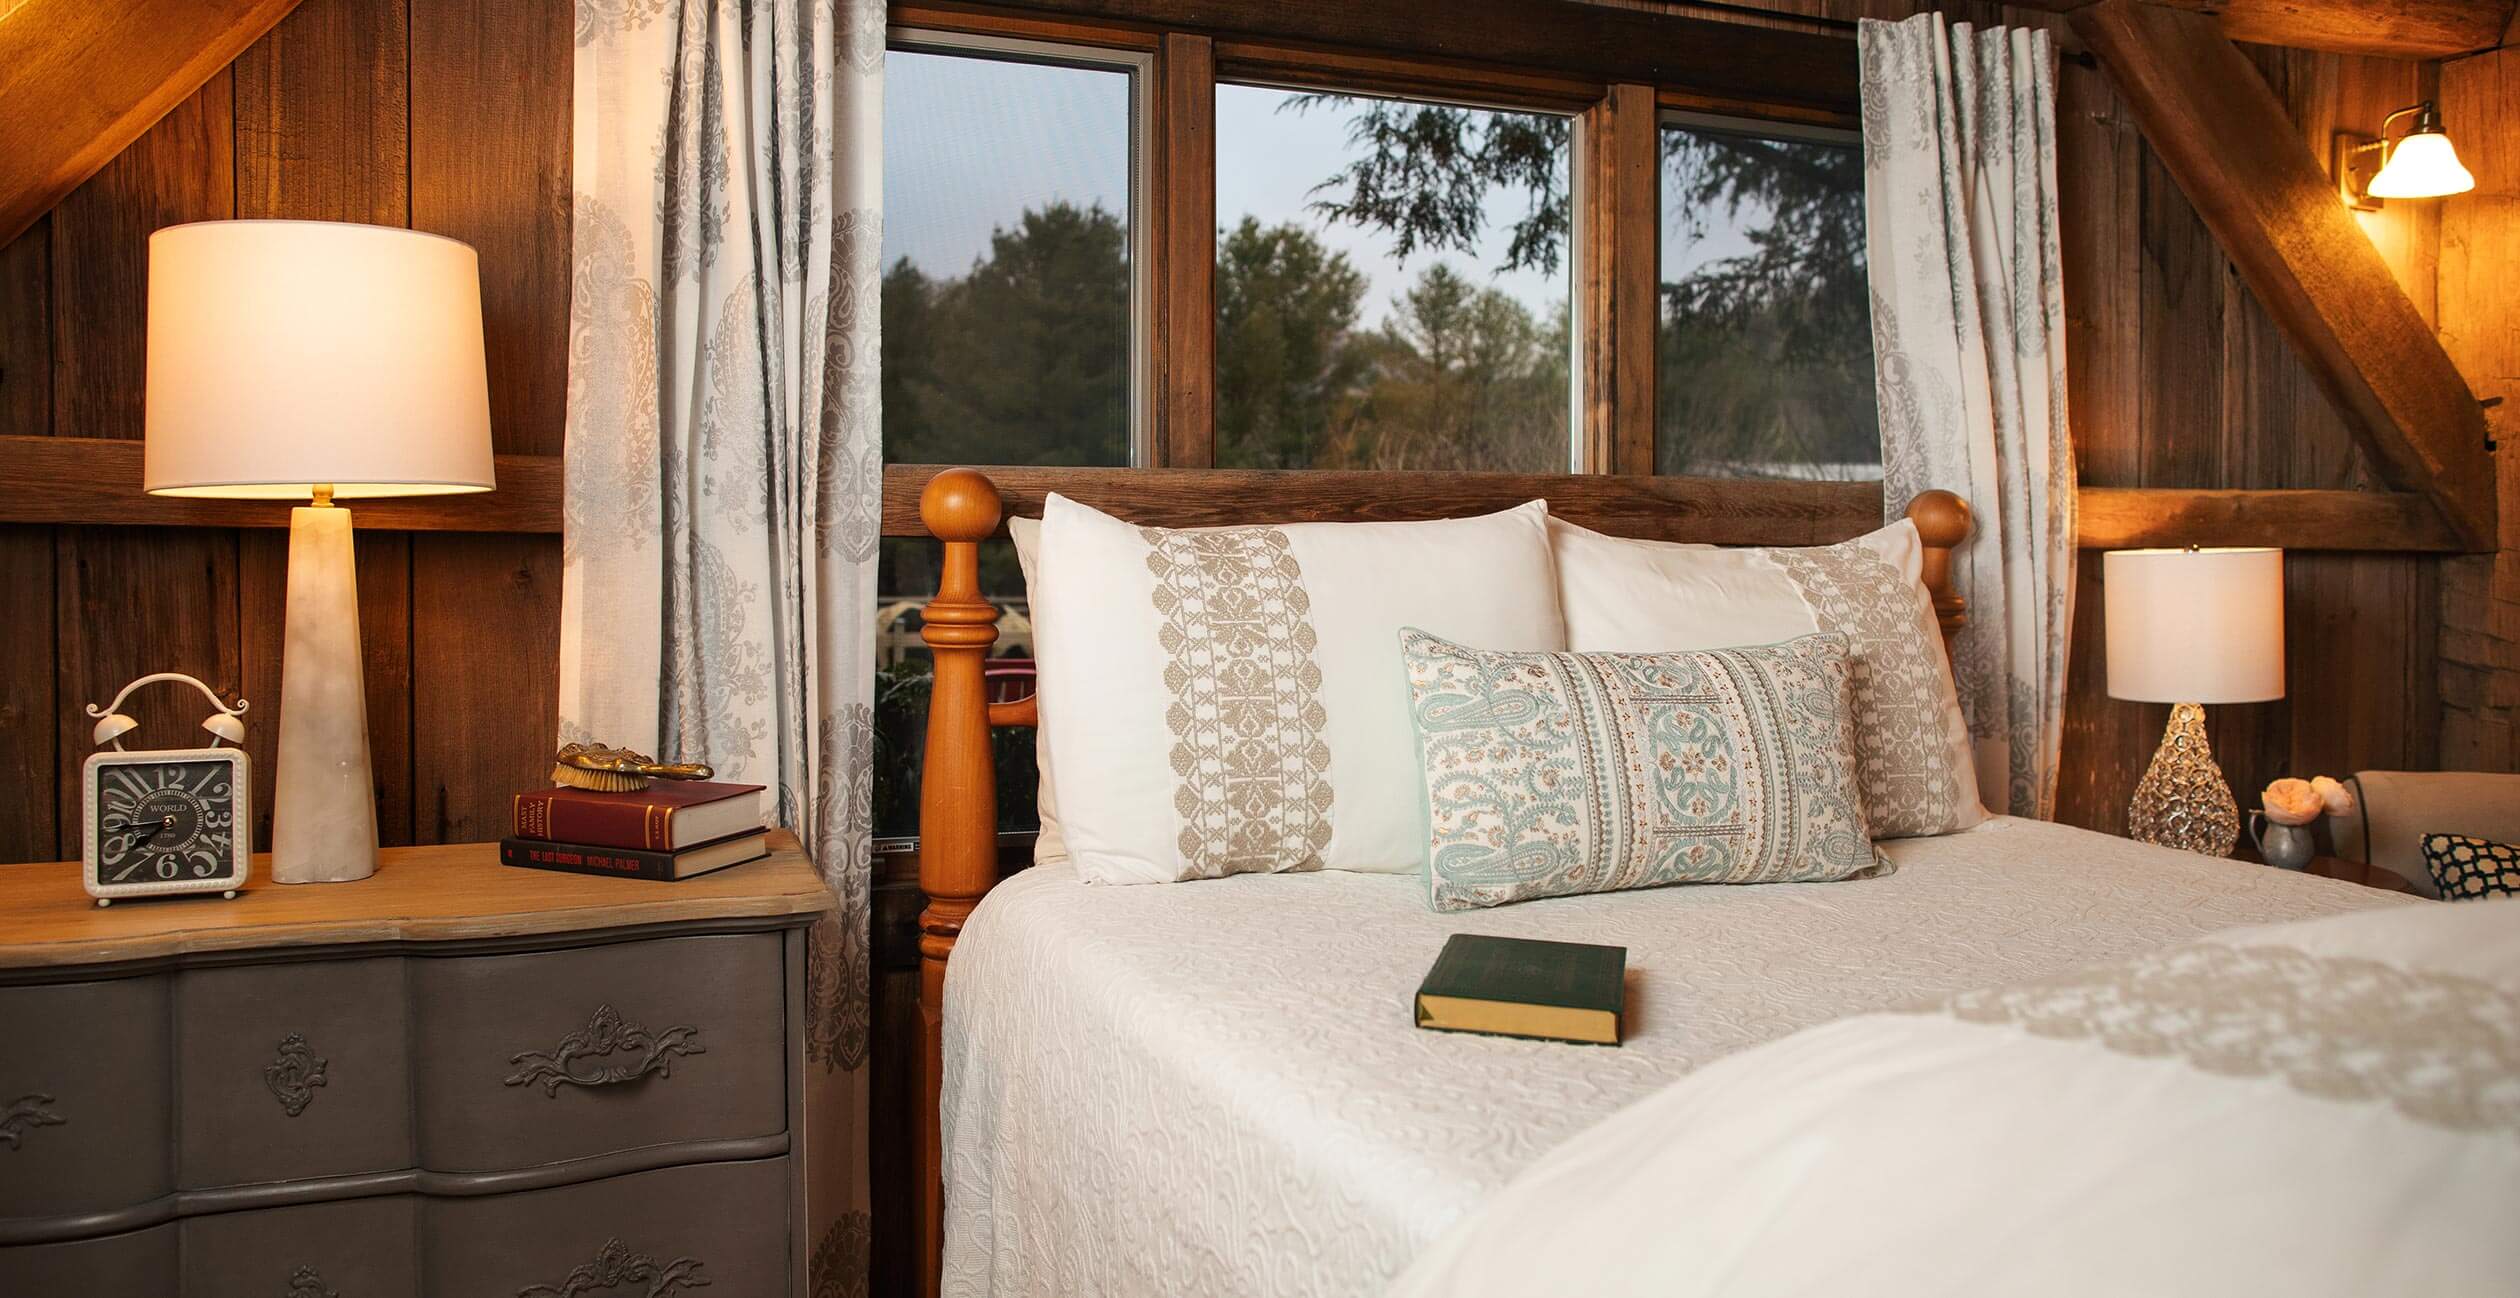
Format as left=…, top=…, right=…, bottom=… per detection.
left=407, top=0, right=571, bottom=843
left=410, top=0, right=570, bottom=458
left=7, top=0, right=570, bottom=865
left=0, top=528, right=56, bottom=862
left=52, top=527, right=243, bottom=858
left=50, top=73, right=235, bottom=443
left=410, top=534, right=561, bottom=842
left=2437, top=45, right=2520, bottom=772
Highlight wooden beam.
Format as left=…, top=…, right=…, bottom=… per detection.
left=1578, top=83, right=1660, bottom=475
left=884, top=464, right=1881, bottom=544
left=2012, top=1, right=2516, bottom=59
left=2076, top=487, right=2463, bottom=551
left=923, top=0, right=1859, bottom=115
left=0, top=0, right=306, bottom=247
left=2075, top=0, right=2499, bottom=552
left=879, top=465, right=2467, bottom=554
left=0, top=437, right=560, bottom=532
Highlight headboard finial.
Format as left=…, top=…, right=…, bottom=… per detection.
left=921, top=467, right=1003, bottom=542
left=1905, top=490, right=1971, bottom=643
left=1907, top=488, right=1970, bottom=551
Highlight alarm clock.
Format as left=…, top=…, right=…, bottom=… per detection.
left=81, top=673, right=252, bottom=906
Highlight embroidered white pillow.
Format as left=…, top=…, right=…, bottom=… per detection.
left=1403, top=629, right=1880, bottom=911
left=1008, top=516, right=1069, bottom=868
left=1033, top=493, right=1566, bottom=883
left=1549, top=518, right=1983, bottom=837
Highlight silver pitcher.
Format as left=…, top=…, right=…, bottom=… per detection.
left=2246, top=811, right=2317, bottom=871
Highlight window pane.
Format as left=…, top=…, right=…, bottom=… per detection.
left=1658, top=121, right=1878, bottom=480
left=1214, top=85, right=1574, bottom=471
left=883, top=48, right=1135, bottom=468
left=873, top=537, right=1038, bottom=839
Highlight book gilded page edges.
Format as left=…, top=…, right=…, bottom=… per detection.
left=1414, top=994, right=1620, bottom=1045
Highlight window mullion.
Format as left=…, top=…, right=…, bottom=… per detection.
left=1577, top=82, right=1659, bottom=476
left=1152, top=32, right=1218, bottom=468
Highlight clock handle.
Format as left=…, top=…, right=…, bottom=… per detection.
left=86, top=672, right=249, bottom=751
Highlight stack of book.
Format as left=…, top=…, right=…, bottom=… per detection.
left=501, top=780, right=770, bottom=881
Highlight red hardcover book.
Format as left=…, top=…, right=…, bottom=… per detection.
left=511, top=780, right=765, bottom=851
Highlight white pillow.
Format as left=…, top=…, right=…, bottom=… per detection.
left=1034, top=493, right=1565, bottom=883
left=1007, top=516, right=1068, bottom=867
left=1550, top=517, right=1983, bottom=838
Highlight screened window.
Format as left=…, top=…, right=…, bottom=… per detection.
left=882, top=43, right=1141, bottom=469
left=1657, top=116, right=1877, bottom=480
left=1214, top=85, right=1575, bottom=472
left=878, top=38, right=1142, bottom=837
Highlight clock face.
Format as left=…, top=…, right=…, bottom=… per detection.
left=94, top=759, right=242, bottom=886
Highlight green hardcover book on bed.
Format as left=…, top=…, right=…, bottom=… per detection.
left=1414, top=934, right=1626, bottom=1046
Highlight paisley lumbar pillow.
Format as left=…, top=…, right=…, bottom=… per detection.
left=1548, top=518, right=1983, bottom=838
left=1031, top=493, right=1566, bottom=884
left=1402, top=629, right=1882, bottom=912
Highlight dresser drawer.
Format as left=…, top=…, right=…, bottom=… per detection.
left=177, top=958, right=413, bottom=1188
left=0, top=977, right=173, bottom=1222
left=412, top=933, right=787, bottom=1172
left=182, top=1196, right=419, bottom=1298
left=0, top=1222, right=175, bottom=1292
left=424, top=1157, right=791, bottom=1297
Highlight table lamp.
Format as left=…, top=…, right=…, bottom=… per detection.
left=2103, top=547, right=2285, bottom=858
left=145, top=220, right=494, bottom=883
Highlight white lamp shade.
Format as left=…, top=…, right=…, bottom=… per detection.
left=145, top=220, right=494, bottom=499
left=2103, top=548, right=2286, bottom=704
left=2368, top=130, right=2476, bottom=199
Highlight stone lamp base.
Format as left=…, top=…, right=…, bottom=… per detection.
left=272, top=502, right=380, bottom=883
left=2127, top=701, right=2240, bottom=858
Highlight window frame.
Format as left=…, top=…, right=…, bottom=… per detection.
left=884, top=1, right=1866, bottom=479
left=1210, top=75, right=1589, bottom=473
left=886, top=25, right=1160, bottom=465
left=1651, top=107, right=1875, bottom=482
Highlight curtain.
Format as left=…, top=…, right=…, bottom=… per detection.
left=561, top=0, right=885, bottom=1290
left=1859, top=13, right=2076, bottom=820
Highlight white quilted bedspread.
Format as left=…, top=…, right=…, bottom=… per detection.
left=939, top=817, right=2404, bottom=1298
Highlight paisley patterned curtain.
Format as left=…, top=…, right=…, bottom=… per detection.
left=1859, top=14, right=2076, bottom=820
left=560, top=0, right=884, bottom=1288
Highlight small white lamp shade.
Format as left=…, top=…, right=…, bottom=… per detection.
left=2369, top=130, right=2476, bottom=199
left=2104, top=548, right=2286, bottom=704
left=145, top=220, right=494, bottom=499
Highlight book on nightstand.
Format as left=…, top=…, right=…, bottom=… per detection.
left=512, top=780, right=764, bottom=851
left=499, top=830, right=770, bottom=882
left=1414, top=933, right=1627, bottom=1046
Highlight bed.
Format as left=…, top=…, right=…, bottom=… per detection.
left=939, top=817, right=2402, bottom=1297
left=900, top=466, right=2427, bottom=1298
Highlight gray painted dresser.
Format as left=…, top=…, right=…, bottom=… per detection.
left=0, top=832, right=833, bottom=1294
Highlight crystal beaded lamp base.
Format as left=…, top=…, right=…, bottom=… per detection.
left=2127, top=702, right=2239, bottom=858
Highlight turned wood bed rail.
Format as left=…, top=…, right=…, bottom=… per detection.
left=909, top=465, right=1972, bottom=1296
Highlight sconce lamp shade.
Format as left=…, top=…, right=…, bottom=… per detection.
left=2369, top=129, right=2476, bottom=199
left=144, top=221, right=495, bottom=499
left=2103, top=548, right=2286, bottom=704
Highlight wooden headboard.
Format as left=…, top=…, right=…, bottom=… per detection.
left=900, top=464, right=1972, bottom=1293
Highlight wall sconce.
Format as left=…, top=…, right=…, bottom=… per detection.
left=2336, top=101, right=2477, bottom=210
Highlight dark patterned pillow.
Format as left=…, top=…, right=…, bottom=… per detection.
left=2421, top=834, right=2520, bottom=901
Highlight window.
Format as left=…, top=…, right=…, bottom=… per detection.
left=882, top=39, right=1145, bottom=468
left=1657, top=115, right=1876, bottom=480
left=878, top=35, right=1147, bottom=838
left=1214, top=85, right=1575, bottom=471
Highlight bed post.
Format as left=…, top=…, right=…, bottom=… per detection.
left=1906, top=489, right=1971, bottom=646
left=916, top=468, right=1003, bottom=1298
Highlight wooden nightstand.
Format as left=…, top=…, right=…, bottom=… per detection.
left=0, top=832, right=831, bottom=1292
left=2296, top=854, right=2420, bottom=895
